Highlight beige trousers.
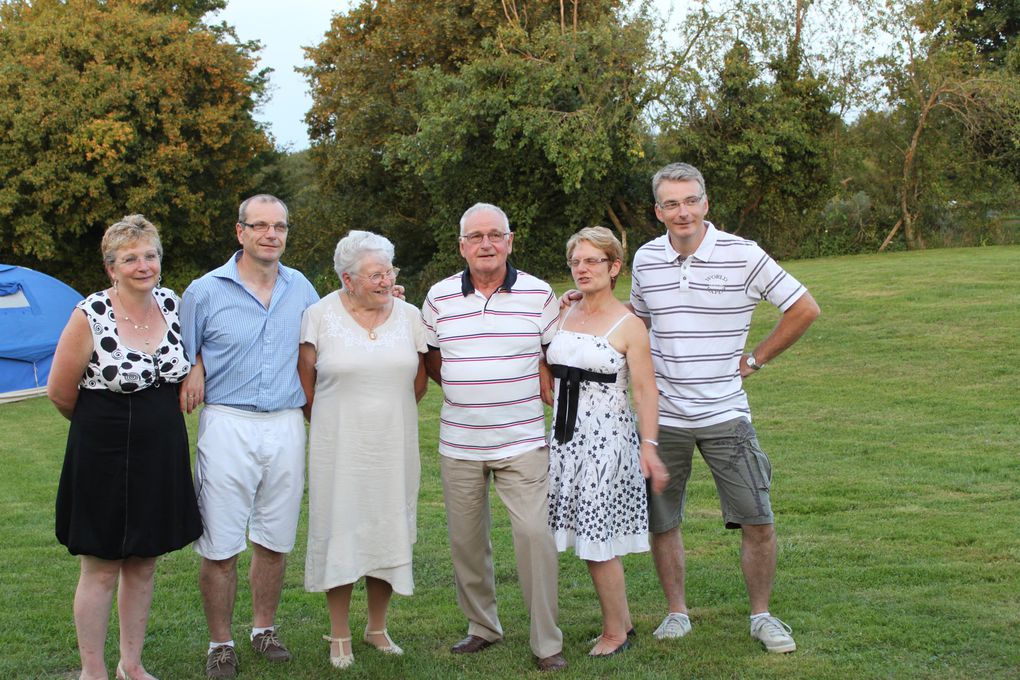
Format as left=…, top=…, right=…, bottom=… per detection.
left=440, top=446, right=563, bottom=659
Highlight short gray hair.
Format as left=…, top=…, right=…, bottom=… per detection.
left=101, top=215, right=162, bottom=265
left=459, top=203, right=510, bottom=235
left=333, top=230, right=395, bottom=288
left=238, top=194, right=289, bottom=224
left=651, top=163, right=706, bottom=202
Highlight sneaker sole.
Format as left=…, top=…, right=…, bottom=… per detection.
left=762, top=641, right=796, bottom=653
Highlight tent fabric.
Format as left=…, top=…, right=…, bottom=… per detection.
left=0, top=265, right=83, bottom=402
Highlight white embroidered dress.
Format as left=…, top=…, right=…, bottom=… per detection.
left=301, top=292, right=426, bottom=593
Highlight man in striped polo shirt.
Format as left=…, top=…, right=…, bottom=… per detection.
left=422, top=203, right=566, bottom=672
left=633, top=163, right=820, bottom=653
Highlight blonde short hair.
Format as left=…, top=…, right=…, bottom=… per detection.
left=566, top=226, right=624, bottom=289
left=566, top=226, right=624, bottom=263
left=101, top=214, right=162, bottom=266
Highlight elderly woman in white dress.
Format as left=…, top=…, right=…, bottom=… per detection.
left=298, top=230, right=427, bottom=669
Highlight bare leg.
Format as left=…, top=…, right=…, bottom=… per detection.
left=200, top=555, right=238, bottom=643
left=741, top=523, right=776, bottom=614
left=116, top=556, right=158, bottom=678
left=250, top=542, right=286, bottom=629
left=364, top=576, right=395, bottom=649
left=651, top=528, right=688, bottom=614
left=586, top=557, right=631, bottom=655
left=75, top=556, right=120, bottom=680
left=325, top=584, right=354, bottom=658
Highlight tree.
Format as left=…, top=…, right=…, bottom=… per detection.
left=654, top=0, right=840, bottom=258
left=0, top=0, right=271, bottom=292
left=875, top=0, right=1020, bottom=250
left=304, top=0, right=654, bottom=296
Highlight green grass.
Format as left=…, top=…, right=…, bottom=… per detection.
left=2, top=245, right=1018, bottom=679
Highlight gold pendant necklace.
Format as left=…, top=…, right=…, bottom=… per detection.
left=116, top=290, right=155, bottom=346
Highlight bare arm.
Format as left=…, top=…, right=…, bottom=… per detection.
left=621, top=316, right=668, bottom=493
left=297, top=342, right=317, bottom=421
left=424, top=348, right=442, bottom=385
left=539, top=354, right=554, bottom=407
left=741, top=291, right=821, bottom=378
left=179, top=353, right=205, bottom=414
left=414, top=353, right=428, bottom=403
left=47, top=310, right=93, bottom=420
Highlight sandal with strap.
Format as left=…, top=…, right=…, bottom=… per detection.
left=322, top=634, right=354, bottom=669
left=363, top=628, right=404, bottom=655
left=115, top=661, right=158, bottom=680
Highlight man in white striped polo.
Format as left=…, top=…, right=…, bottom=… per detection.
left=632, top=163, right=820, bottom=653
left=422, top=203, right=566, bottom=672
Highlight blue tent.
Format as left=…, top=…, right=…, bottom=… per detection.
left=0, top=265, right=83, bottom=403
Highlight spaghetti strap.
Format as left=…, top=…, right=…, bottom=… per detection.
left=604, top=313, right=632, bottom=339
left=557, top=303, right=576, bottom=330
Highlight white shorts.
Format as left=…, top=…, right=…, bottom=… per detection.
left=193, top=405, right=306, bottom=560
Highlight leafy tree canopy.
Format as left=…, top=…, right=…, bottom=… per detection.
left=303, top=0, right=652, bottom=295
left=0, top=0, right=271, bottom=292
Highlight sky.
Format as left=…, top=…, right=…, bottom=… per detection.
left=213, top=1, right=352, bottom=151
left=214, top=1, right=682, bottom=151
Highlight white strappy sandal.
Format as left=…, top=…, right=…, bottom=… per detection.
left=363, top=628, right=404, bottom=655
left=322, top=634, right=354, bottom=668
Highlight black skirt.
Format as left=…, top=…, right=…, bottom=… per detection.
left=55, top=383, right=203, bottom=559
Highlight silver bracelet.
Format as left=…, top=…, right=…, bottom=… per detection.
left=643, top=438, right=658, bottom=446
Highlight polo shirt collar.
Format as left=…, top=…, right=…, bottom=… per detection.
left=461, top=261, right=519, bottom=296
left=663, top=221, right=719, bottom=263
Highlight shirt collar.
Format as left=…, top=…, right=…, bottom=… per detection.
left=461, top=261, right=519, bottom=296
left=662, top=221, right=719, bottom=263
left=213, top=250, right=291, bottom=283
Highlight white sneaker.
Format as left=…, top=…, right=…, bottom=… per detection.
left=653, top=613, right=691, bottom=640
left=750, top=615, right=796, bottom=653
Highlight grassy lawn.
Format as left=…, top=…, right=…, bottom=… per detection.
left=2, top=245, right=1018, bottom=679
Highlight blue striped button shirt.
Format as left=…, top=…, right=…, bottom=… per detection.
left=180, top=251, right=320, bottom=412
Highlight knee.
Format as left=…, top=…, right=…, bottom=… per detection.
left=122, top=557, right=157, bottom=582
left=203, top=555, right=238, bottom=576
left=515, top=517, right=555, bottom=548
left=81, top=561, right=120, bottom=591
left=742, top=523, right=775, bottom=545
left=252, top=542, right=285, bottom=562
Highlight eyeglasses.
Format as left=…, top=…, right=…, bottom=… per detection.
left=355, top=267, right=400, bottom=284
left=656, top=195, right=704, bottom=212
left=460, top=231, right=510, bottom=245
left=241, top=221, right=290, bottom=234
left=117, top=253, right=160, bottom=266
left=567, top=257, right=611, bottom=269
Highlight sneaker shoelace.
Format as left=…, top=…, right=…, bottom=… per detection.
left=254, top=631, right=283, bottom=652
left=208, top=646, right=234, bottom=668
left=757, top=617, right=792, bottom=637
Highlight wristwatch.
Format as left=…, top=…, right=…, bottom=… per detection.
left=746, top=354, right=764, bottom=370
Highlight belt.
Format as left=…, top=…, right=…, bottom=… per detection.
left=549, top=363, right=617, bottom=444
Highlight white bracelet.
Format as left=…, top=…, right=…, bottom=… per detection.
left=643, top=438, right=658, bottom=446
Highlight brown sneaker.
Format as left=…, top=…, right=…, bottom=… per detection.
left=205, top=645, right=239, bottom=679
left=251, top=629, right=292, bottom=662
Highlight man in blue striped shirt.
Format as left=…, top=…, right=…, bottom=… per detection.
left=180, top=194, right=319, bottom=678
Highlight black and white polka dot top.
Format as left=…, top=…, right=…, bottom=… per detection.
left=77, top=289, right=191, bottom=393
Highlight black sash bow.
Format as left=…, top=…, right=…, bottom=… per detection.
left=549, top=363, right=617, bottom=443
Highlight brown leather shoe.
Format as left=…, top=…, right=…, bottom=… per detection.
left=450, top=635, right=499, bottom=654
left=536, top=652, right=568, bottom=672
